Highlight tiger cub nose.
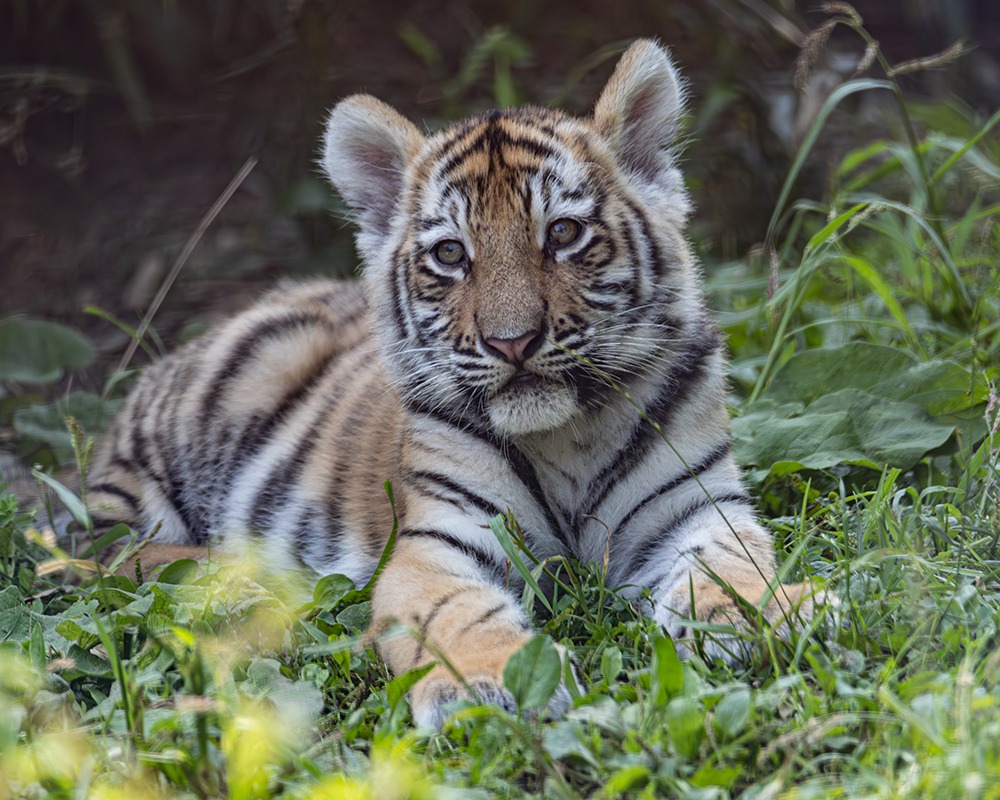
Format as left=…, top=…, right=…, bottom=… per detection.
left=482, top=329, right=544, bottom=365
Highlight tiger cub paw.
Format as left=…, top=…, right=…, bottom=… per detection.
left=409, top=644, right=573, bottom=729
left=654, top=576, right=819, bottom=665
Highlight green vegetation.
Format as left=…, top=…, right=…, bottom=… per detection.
left=2, top=7, right=999, bottom=799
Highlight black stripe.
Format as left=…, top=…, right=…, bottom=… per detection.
left=246, top=364, right=360, bottom=533
left=411, top=587, right=476, bottom=666
left=232, top=348, right=341, bottom=466
left=199, top=310, right=337, bottom=426
left=422, top=588, right=469, bottom=631
left=459, top=602, right=508, bottom=635
left=439, top=119, right=557, bottom=178
left=158, top=359, right=204, bottom=530
left=88, top=483, right=140, bottom=512
left=583, top=323, right=722, bottom=516
left=409, top=470, right=506, bottom=519
left=398, top=528, right=503, bottom=577
left=716, top=541, right=744, bottom=560
left=389, top=246, right=410, bottom=345
left=109, top=456, right=139, bottom=474
left=504, top=444, right=567, bottom=547
left=569, top=232, right=613, bottom=268
left=615, top=440, right=733, bottom=535
left=623, top=492, right=753, bottom=579
left=292, top=507, right=324, bottom=567
left=623, top=196, right=663, bottom=274
left=405, top=403, right=565, bottom=551
left=403, top=396, right=495, bottom=449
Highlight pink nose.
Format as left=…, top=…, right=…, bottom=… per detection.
left=483, top=330, right=543, bottom=364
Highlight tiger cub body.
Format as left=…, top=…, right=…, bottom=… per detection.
left=88, top=40, right=810, bottom=727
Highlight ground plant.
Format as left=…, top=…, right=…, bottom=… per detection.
left=1, top=7, right=999, bottom=799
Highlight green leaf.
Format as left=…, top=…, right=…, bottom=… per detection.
left=0, top=585, right=31, bottom=643
left=600, top=646, right=622, bottom=686
left=503, top=634, right=561, bottom=712
left=735, top=342, right=986, bottom=479
left=666, top=696, right=705, bottom=759
left=335, top=600, right=372, bottom=632
left=155, top=558, right=199, bottom=585
left=81, top=523, right=134, bottom=557
left=387, top=662, right=435, bottom=711
left=690, top=763, right=742, bottom=788
left=31, top=469, right=90, bottom=529
left=29, top=620, right=45, bottom=671
left=651, top=634, right=683, bottom=705
left=312, top=573, right=357, bottom=609
left=62, top=643, right=111, bottom=678
left=0, top=318, right=96, bottom=383
left=543, top=721, right=599, bottom=766
left=603, top=764, right=650, bottom=796
left=714, top=689, right=751, bottom=740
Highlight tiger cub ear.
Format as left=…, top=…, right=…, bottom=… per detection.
left=320, top=95, right=425, bottom=242
left=592, top=39, right=687, bottom=186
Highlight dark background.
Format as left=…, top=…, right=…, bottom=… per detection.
left=2, top=0, right=998, bottom=381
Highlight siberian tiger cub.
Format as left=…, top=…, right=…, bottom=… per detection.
left=87, top=40, right=813, bottom=727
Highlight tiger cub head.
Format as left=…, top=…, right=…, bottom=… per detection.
left=321, top=40, right=701, bottom=438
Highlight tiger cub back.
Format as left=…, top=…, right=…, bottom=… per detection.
left=88, top=40, right=812, bottom=728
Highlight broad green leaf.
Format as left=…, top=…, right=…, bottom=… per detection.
left=691, top=764, right=742, bottom=789
left=0, top=318, right=96, bottom=383
left=666, top=696, right=705, bottom=759
left=651, top=634, right=683, bottom=705
left=603, top=764, right=650, bottom=795
left=82, top=523, right=134, bottom=557
left=0, top=585, right=31, bottom=642
left=335, top=600, right=372, bottom=631
left=600, top=646, right=622, bottom=685
left=757, top=342, right=983, bottom=411
left=312, top=573, right=357, bottom=609
left=736, top=342, right=986, bottom=479
left=503, top=634, right=561, bottom=712
left=714, top=689, right=752, bottom=740
left=29, top=620, right=45, bottom=671
left=62, top=643, right=111, bottom=678
left=542, top=721, right=600, bottom=766
left=151, top=558, right=199, bottom=585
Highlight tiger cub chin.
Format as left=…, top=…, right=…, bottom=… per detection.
left=88, top=39, right=813, bottom=728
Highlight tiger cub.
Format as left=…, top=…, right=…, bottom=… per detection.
left=88, top=40, right=812, bottom=727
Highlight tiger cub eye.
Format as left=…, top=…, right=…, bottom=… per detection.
left=434, top=240, right=467, bottom=266
left=547, top=218, right=582, bottom=247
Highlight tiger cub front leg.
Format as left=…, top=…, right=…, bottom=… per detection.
left=634, top=516, right=814, bottom=663
left=372, top=535, right=569, bottom=728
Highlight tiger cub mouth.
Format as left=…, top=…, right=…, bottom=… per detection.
left=506, top=370, right=541, bottom=389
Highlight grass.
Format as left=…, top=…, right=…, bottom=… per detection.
left=2, top=8, right=1000, bottom=799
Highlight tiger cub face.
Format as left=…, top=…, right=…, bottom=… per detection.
left=322, top=43, right=697, bottom=437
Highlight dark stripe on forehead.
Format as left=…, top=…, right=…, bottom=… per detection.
left=436, top=117, right=560, bottom=179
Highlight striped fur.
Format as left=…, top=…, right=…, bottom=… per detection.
left=88, top=41, right=811, bottom=728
